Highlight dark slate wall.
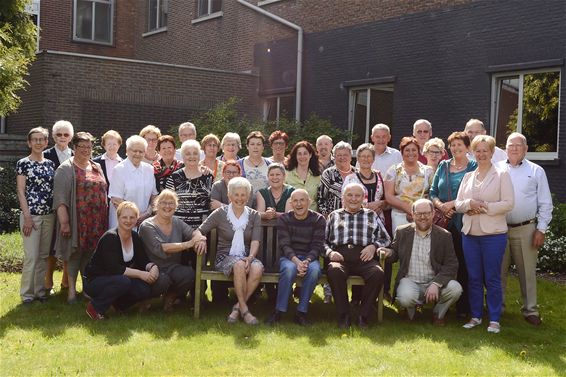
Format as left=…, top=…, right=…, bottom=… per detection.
left=256, top=0, right=566, bottom=199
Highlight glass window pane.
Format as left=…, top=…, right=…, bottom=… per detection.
left=149, top=0, right=158, bottom=30
left=265, top=98, right=277, bottom=122
left=76, top=0, right=93, bottom=40
left=521, top=72, right=559, bottom=153
left=211, top=0, right=222, bottom=13
left=160, top=0, right=168, bottom=28
left=369, top=88, right=394, bottom=140
left=94, top=2, right=111, bottom=42
left=352, top=90, right=368, bottom=149
left=495, top=76, right=519, bottom=149
left=198, top=0, right=208, bottom=17
left=279, top=96, right=295, bottom=120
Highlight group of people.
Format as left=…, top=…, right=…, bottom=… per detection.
left=16, top=117, right=552, bottom=333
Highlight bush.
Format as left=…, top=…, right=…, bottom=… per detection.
left=0, top=162, right=20, bottom=233
left=538, top=198, right=566, bottom=273
left=180, top=96, right=351, bottom=157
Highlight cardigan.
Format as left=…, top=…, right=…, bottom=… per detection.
left=85, top=229, right=150, bottom=281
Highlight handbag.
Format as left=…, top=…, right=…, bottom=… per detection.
left=433, top=162, right=452, bottom=229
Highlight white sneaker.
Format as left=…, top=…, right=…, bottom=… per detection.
left=462, top=317, right=482, bottom=329
left=487, top=321, right=501, bottom=333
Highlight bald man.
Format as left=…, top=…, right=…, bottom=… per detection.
left=266, top=189, right=326, bottom=326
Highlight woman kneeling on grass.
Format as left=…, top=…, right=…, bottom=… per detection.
left=193, top=177, right=264, bottom=325
left=84, top=202, right=164, bottom=320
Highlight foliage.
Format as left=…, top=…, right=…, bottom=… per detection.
left=0, top=0, right=37, bottom=116
left=538, top=198, right=566, bottom=273
left=0, top=163, right=20, bottom=233
left=0, top=271, right=565, bottom=375
left=187, top=97, right=351, bottom=157
left=0, top=232, right=22, bottom=272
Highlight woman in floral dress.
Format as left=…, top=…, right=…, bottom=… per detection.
left=53, top=132, right=108, bottom=304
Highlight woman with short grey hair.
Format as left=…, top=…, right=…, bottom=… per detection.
left=193, top=177, right=264, bottom=325
left=317, top=141, right=355, bottom=217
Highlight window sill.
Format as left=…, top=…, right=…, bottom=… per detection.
left=142, top=27, right=167, bottom=37
left=258, top=0, right=285, bottom=6
left=191, top=11, right=223, bottom=25
left=530, top=158, right=560, bottom=167
left=72, top=37, right=113, bottom=46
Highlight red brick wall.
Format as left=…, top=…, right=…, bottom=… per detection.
left=39, top=0, right=137, bottom=58
left=7, top=52, right=260, bottom=139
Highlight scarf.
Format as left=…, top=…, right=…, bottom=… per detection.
left=226, top=203, right=249, bottom=257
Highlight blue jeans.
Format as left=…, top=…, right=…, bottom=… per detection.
left=276, top=256, right=321, bottom=313
left=462, top=233, right=507, bottom=322
left=84, top=275, right=151, bottom=314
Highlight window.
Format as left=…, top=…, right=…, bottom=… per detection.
left=491, top=69, right=561, bottom=160
left=73, top=0, right=114, bottom=44
left=348, top=85, right=394, bottom=149
left=148, top=0, right=168, bottom=31
left=263, top=95, right=295, bottom=126
left=25, top=0, right=40, bottom=51
left=197, top=0, right=222, bottom=18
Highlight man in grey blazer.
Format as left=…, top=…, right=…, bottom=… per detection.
left=380, top=199, right=462, bottom=326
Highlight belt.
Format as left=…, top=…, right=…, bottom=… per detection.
left=508, top=218, right=536, bottom=228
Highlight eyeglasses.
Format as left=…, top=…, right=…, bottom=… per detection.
left=271, top=141, right=286, bottom=146
left=75, top=144, right=92, bottom=150
left=506, top=144, right=524, bottom=149
left=30, top=138, right=46, bottom=144
left=224, top=170, right=240, bottom=176
left=414, top=211, right=432, bottom=218
left=56, top=133, right=70, bottom=137
left=426, top=150, right=442, bottom=155
left=416, top=130, right=430, bottom=134
left=159, top=201, right=176, bottom=207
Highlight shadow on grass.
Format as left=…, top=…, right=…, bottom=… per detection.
left=1, top=281, right=565, bottom=374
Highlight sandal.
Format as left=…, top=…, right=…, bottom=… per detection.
left=487, top=321, right=501, bottom=334
left=462, top=317, right=482, bottom=329
left=241, top=310, right=259, bottom=326
left=227, top=305, right=239, bottom=324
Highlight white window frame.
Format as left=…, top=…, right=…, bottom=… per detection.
left=25, top=0, right=41, bottom=52
left=262, top=94, right=295, bottom=127
left=194, top=0, right=222, bottom=20
left=147, top=0, right=168, bottom=34
left=490, top=67, right=561, bottom=160
left=347, top=84, right=394, bottom=147
left=73, top=0, right=114, bottom=45
left=258, top=0, right=286, bottom=6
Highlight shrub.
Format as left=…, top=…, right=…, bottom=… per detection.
left=0, top=162, right=20, bottom=233
left=538, top=198, right=566, bottom=273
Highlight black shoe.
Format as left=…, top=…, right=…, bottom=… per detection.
left=294, top=311, right=312, bottom=327
left=265, top=311, right=282, bottom=325
left=338, top=314, right=351, bottom=329
left=37, top=296, right=49, bottom=303
left=358, top=315, right=369, bottom=329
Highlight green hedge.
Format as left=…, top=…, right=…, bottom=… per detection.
left=538, top=199, right=566, bottom=273
left=0, top=162, right=19, bottom=233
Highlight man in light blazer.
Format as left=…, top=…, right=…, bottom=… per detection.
left=380, top=199, right=462, bottom=326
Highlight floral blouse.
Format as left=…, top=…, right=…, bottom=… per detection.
left=153, top=158, right=184, bottom=192
left=385, top=162, right=434, bottom=205
left=16, top=157, right=55, bottom=215
left=75, top=164, right=108, bottom=252
left=317, top=165, right=354, bottom=217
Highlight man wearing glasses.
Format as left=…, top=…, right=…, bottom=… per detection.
left=379, top=198, right=462, bottom=326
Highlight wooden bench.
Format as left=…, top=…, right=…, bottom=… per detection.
left=194, top=219, right=385, bottom=322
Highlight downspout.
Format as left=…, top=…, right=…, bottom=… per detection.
left=237, top=0, right=303, bottom=122
left=0, top=117, right=6, bottom=134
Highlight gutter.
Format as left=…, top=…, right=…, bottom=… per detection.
left=237, top=0, right=303, bottom=122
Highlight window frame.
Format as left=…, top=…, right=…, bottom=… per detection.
left=347, top=84, right=395, bottom=149
left=73, top=0, right=115, bottom=45
left=490, top=67, right=562, bottom=161
left=147, top=0, right=168, bottom=34
left=262, top=94, right=295, bottom=127
left=193, top=0, right=223, bottom=21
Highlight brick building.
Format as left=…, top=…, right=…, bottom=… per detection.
left=4, top=0, right=565, bottom=199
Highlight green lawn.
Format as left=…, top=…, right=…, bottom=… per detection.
left=1, top=269, right=565, bottom=376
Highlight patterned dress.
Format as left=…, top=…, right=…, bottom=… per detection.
left=75, top=164, right=108, bottom=252
left=317, top=165, right=354, bottom=217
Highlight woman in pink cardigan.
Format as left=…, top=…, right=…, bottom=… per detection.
left=455, top=135, right=514, bottom=334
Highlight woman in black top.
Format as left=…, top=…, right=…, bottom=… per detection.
left=84, top=201, right=162, bottom=320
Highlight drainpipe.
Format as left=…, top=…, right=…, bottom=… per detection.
left=0, top=117, right=6, bottom=133
left=237, top=0, right=303, bottom=122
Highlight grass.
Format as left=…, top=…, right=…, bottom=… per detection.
left=1, top=233, right=566, bottom=375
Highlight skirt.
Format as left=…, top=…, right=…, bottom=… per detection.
left=215, top=254, right=264, bottom=277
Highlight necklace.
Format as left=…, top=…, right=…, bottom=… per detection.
left=358, top=170, right=375, bottom=180
left=451, top=159, right=467, bottom=170
left=337, top=166, right=352, bottom=175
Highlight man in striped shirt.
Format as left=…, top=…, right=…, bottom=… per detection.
left=325, top=183, right=391, bottom=329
